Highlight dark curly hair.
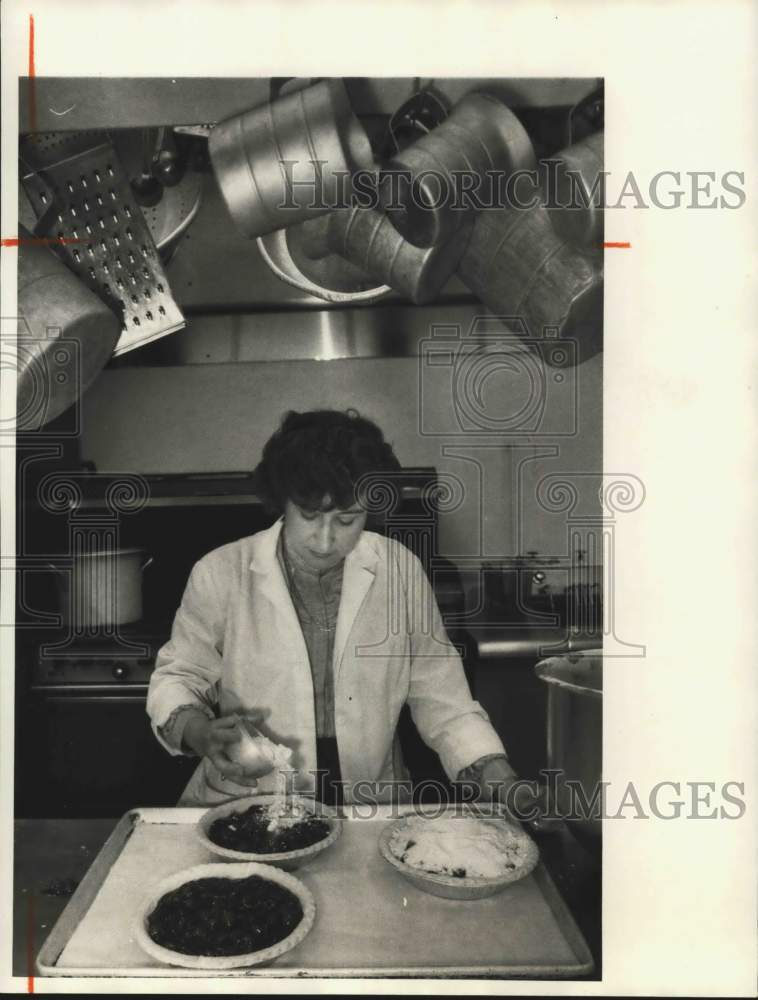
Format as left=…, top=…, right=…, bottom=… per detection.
left=253, top=409, right=401, bottom=514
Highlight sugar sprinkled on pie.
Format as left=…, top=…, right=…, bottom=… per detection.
left=389, top=815, right=534, bottom=879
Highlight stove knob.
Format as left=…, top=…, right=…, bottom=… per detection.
left=112, top=662, right=130, bottom=681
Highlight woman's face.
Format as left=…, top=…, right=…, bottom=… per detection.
left=283, top=498, right=367, bottom=573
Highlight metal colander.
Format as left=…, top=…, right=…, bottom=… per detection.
left=20, top=132, right=185, bottom=356
left=109, top=129, right=205, bottom=255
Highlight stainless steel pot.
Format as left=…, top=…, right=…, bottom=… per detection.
left=48, top=547, right=153, bottom=627
left=535, top=652, right=602, bottom=853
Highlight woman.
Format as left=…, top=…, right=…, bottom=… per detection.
left=147, top=409, right=520, bottom=807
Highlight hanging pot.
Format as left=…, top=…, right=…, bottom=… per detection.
left=544, top=130, right=604, bottom=249
left=257, top=226, right=390, bottom=304
left=209, top=79, right=375, bottom=239
left=16, top=224, right=120, bottom=430
left=47, top=547, right=153, bottom=627
left=293, top=204, right=472, bottom=305
left=380, top=91, right=536, bottom=249
left=456, top=200, right=603, bottom=363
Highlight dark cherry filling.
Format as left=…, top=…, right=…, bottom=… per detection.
left=147, top=875, right=303, bottom=956
left=209, top=804, right=331, bottom=854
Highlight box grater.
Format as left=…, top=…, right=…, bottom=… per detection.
left=20, top=132, right=185, bottom=356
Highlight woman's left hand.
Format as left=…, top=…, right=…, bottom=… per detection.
left=476, top=756, right=542, bottom=823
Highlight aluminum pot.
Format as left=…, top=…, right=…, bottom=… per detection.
left=48, top=547, right=153, bottom=627
left=257, top=225, right=390, bottom=304
left=456, top=200, right=603, bottom=363
left=535, top=652, right=602, bottom=854
left=380, top=91, right=536, bottom=249
left=16, top=225, right=121, bottom=430
left=209, top=79, right=374, bottom=239
left=545, top=130, right=604, bottom=249
left=292, top=204, right=472, bottom=304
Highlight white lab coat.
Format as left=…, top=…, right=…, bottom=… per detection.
left=147, top=519, right=505, bottom=804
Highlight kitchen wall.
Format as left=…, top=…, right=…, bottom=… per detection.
left=79, top=346, right=602, bottom=561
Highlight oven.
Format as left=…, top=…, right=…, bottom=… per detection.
left=16, top=629, right=197, bottom=819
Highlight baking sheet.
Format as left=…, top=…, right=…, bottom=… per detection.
left=40, top=807, right=593, bottom=978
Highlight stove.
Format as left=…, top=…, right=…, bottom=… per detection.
left=29, top=622, right=170, bottom=690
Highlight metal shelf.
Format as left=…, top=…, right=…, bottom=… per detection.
left=72, top=483, right=429, bottom=510
left=19, top=77, right=602, bottom=133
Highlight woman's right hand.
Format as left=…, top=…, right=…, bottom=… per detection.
left=182, top=713, right=262, bottom=786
